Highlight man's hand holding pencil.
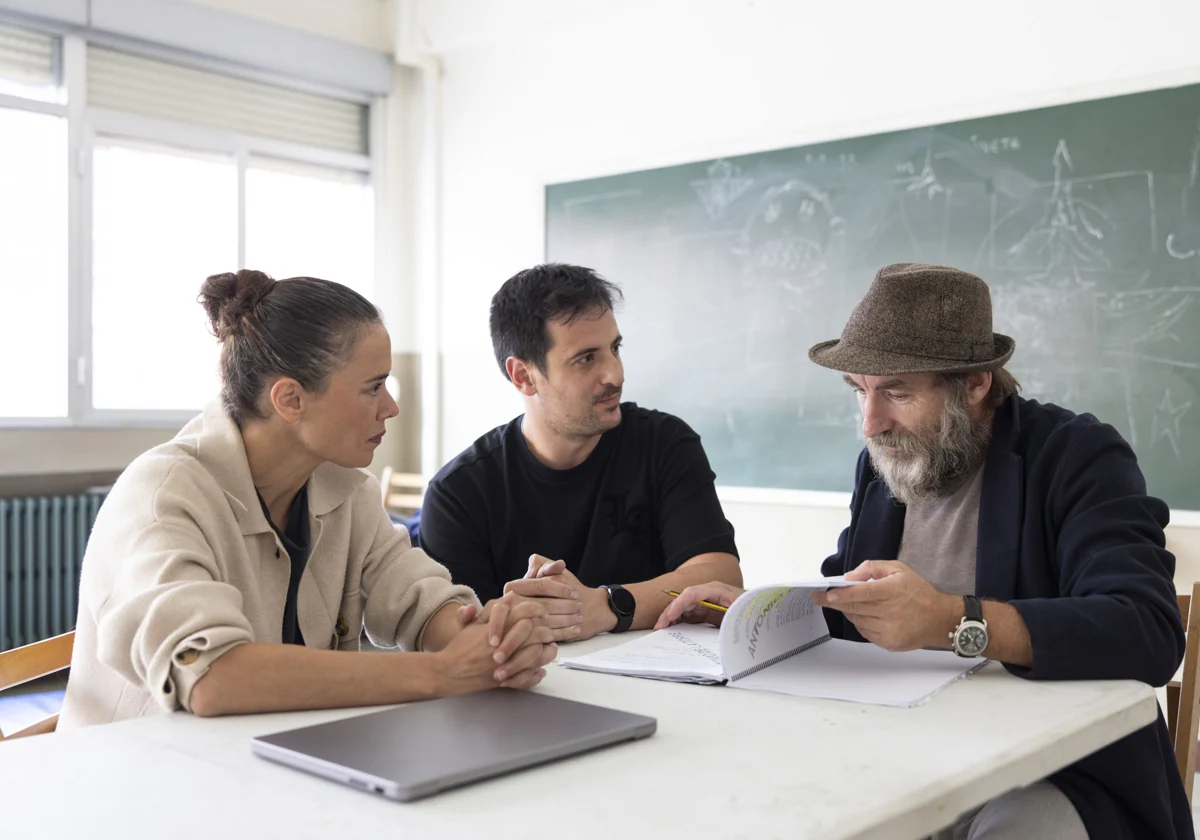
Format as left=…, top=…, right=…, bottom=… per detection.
left=654, top=582, right=745, bottom=630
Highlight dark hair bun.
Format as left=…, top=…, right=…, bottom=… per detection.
left=198, top=269, right=276, bottom=339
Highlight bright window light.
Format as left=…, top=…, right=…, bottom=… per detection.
left=0, top=76, right=63, bottom=103
left=91, top=139, right=235, bottom=411
left=245, top=157, right=374, bottom=300
left=0, top=108, right=68, bottom=418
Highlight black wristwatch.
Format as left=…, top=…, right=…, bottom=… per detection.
left=600, top=584, right=636, bottom=633
left=949, top=594, right=989, bottom=657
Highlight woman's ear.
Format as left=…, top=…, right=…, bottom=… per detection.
left=268, top=377, right=305, bottom=422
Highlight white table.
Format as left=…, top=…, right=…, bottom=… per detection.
left=0, top=632, right=1158, bottom=839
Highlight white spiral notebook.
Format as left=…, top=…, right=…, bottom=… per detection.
left=560, top=577, right=984, bottom=707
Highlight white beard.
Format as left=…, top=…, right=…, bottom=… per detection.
left=865, top=384, right=991, bottom=506
left=868, top=445, right=940, bottom=506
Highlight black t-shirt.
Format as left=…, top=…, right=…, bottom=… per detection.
left=419, top=403, right=738, bottom=603
left=257, top=485, right=311, bottom=646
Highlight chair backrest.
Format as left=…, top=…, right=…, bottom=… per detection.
left=379, top=466, right=427, bottom=519
left=1168, top=582, right=1200, bottom=802
left=0, top=631, right=74, bottom=741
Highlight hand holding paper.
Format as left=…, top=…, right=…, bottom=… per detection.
left=811, top=560, right=963, bottom=652
left=562, top=576, right=983, bottom=707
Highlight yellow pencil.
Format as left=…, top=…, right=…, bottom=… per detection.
left=662, top=589, right=728, bottom=613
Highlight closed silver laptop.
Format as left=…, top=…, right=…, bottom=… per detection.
left=252, top=690, right=657, bottom=801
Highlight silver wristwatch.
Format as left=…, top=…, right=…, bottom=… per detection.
left=949, top=594, right=988, bottom=657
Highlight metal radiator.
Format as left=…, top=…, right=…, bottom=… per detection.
left=0, top=492, right=106, bottom=651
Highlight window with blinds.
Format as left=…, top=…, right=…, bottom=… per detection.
left=0, top=23, right=61, bottom=102
left=87, top=46, right=368, bottom=155
left=0, top=20, right=379, bottom=423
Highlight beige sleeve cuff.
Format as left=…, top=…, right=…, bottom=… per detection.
left=165, top=630, right=253, bottom=713
left=413, top=586, right=480, bottom=652
left=363, top=546, right=481, bottom=651
left=96, top=579, right=256, bottom=714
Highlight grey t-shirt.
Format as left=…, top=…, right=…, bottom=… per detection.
left=896, top=466, right=984, bottom=596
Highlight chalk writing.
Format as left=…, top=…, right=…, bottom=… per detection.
left=969, top=134, right=1021, bottom=154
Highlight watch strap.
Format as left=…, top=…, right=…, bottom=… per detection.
left=963, top=594, right=983, bottom=623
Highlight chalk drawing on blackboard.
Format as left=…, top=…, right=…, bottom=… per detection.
left=990, top=275, right=1098, bottom=406
left=691, top=159, right=753, bottom=221
left=734, top=179, right=845, bottom=290
left=895, top=144, right=947, bottom=200
left=1151, top=388, right=1192, bottom=459
left=1010, top=140, right=1110, bottom=268
left=1123, top=378, right=1141, bottom=447
left=989, top=141, right=1156, bottom=273
left=1166, top=122, right=1200, bottom=260
left=1098, top=286, right=1200, bottom=350
left=1108, top=347, right=1200, bottom=371
left=876, top=133, right=995, bottom=264
left=1101, top=284, right=1200, bottom=458
left=1166, top=236, right=1196, bottom=259
left=726, top=178, right=848, bottom=375
left=993, top=273, right=1097, bottom=350
left=890, top=145, right=951, bottom=261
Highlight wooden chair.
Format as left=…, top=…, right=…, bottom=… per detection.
left=379, top=466, right=427, bottom=519
left=1166, top=581, right=1200, bottom=803
left=0, top=631, right=74, bottom=741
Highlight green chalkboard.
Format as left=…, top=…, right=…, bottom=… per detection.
left=546, top=83, right=1200, bottom=509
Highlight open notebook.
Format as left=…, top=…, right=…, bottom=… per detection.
left=560, top=577, right=985, bottom=707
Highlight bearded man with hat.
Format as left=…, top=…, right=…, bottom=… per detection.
left=656, top=263, right=1190, bottom=839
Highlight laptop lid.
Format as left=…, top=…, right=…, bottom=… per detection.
left=251, top=690, right=657, bottom=801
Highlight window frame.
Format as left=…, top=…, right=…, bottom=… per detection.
left=0, top=30, right=383, bottom=429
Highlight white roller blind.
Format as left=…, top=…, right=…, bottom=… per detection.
left=87, top=46, right=367, bottom=155
left=0, top=23, right=57, bottom=88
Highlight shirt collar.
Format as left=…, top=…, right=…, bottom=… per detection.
left=189, top=399, right=370, bottom=535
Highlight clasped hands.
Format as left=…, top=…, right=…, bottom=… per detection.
left=496, top=554, right=620, bottom=642
left=438, top=554, right=594, bottom=693
left=449, top=590, right=559, bottom=690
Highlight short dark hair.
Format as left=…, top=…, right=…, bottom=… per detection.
left=936, top=367, right=1021, bottom=410
left=198, top=269, right=381, bottom=425
left=488, top=263, right=623, bottom=377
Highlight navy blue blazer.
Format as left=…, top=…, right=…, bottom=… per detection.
left=821, top=395, right=1191, bottom=839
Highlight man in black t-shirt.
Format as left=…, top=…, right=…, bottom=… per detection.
left=420, top=263, right=742, bottom=642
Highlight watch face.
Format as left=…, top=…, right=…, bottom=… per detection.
left=607, top=585, right=636, bottom=616
left=957, top=623, right=988, bottom=656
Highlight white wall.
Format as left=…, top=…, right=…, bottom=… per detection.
left=428, top=0, right=1200, bottom=586
left=190, top=0, right=392, bottom=52
left=721, top=494, right=1200, bottom=593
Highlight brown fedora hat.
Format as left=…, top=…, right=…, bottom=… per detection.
left=808, top=263, right=1015, bottom=376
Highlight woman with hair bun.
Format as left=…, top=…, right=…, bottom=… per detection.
left=60, top=270, right=558, bottom=727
